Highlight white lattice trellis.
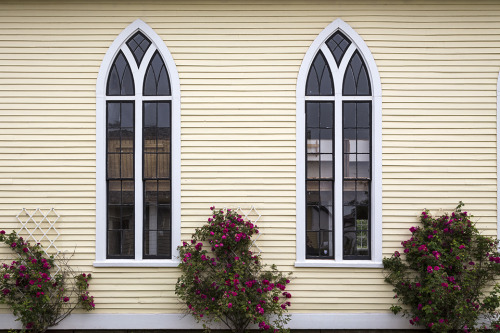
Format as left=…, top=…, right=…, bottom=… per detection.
left=16, top=208, right=61, bottom=274
left=225, top=206, right=262, bottom=255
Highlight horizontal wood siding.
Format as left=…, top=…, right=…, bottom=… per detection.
left=0, top=0, right=499, bottom=314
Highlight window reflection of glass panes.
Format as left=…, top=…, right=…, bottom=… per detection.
left=356, top=219, right=368, bottom=250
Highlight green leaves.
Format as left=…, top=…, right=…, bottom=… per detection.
left=383, top=204, right=500, bottom=332
left=175, top=208, right=291, bottom=333
left=0, top=230, right=95, bottom=332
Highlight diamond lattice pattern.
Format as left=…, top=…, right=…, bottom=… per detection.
left=16, top=208, right=61, bottom=274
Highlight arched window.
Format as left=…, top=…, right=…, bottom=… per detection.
left=95, top=20, right=180, bottom=266
left=296, top=19, right=382, bottom=267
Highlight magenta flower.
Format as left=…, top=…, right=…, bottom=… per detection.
left=0, top=230, right=5, bottom=235
left=459, top=245, right=465, bottom=249
left=427, top=265, right=433, bottom=273
left=3, top=274, right=9, bottom=279
left=26, top=323, right=33, bottom=329
left=2, top=288, right=10, bottom=295
left=63, top=296, right=69, bottom=302
left=10, top=243, right=16, bottom=248
left=228, top=303, right=232, bottom=308
left=394, top=251, right=400, bottom=257
left=22, top=247, right=28, bottom=253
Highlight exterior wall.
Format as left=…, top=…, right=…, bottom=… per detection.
left=0, top=0, right=498, bottom=328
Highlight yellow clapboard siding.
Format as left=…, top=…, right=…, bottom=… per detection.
left=0, top=0, right=499, bottom=316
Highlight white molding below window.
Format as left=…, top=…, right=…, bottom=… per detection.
left=0, top=313, right=413, bottom=330
left=294, top=260, right=383, bottom=268
left=93, top=259, right=179, bottom=267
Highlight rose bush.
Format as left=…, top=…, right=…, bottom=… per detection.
left=175, top=207, right=291, bottom=333
left=383, top=202, right=500, bottom=332
left=0, top=230, right=95, bottom=332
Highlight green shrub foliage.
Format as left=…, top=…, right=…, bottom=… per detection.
left=175, top=207, right=291, bottom=333
left=0, top=230, right=95, bottom=332
left=383, top=203, right=500, bottom=332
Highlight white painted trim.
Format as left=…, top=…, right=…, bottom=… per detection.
left=497, top=71, right=500, bottom=241
left=295, top=260, right=383, bottom=268
left=93, top=259, right=179, bottom=267
left=295, top=18, right=382, bottom=267
left=0, top=313, right=414, bottom=330
left=95, top=19, right=181, bottom=266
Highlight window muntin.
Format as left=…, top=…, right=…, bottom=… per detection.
left=304, top=27, right=373, bottom=261
left=126, top=31, right=152, bottom=66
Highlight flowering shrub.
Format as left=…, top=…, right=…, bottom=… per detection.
left=0, top=230, right=95, bottom=332
left=383, top=202, right=500, bottom=332
left=175, top=207, right=292, bottom=333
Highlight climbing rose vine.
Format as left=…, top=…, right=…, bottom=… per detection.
left=383, top=202, right=500, bottom=332
left=0, top=230, right=95, bottom=332
left=175, top=207, right=292, bottom=333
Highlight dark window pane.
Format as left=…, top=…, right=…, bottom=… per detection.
left=320, top=129, right=332, bottom=154
left=121, top=103, right=134, bottom=128
left=158, top=102, right=171, bottom=128
left=326, top=30, right=352, bottom=66
left=107, top=207, right=121, bottom=229
left=126, top=31, right=152, bottom=66
left=158, top=128, right=170, bottom=153
left=107, top=129, right=120, bottom=152
left=121, top=153, right=134, bottom=179
left=107, top=230, right=121, bottom=256
left=343, top=51, right=371, bottom=96
left=319, top=103, right=334, bottom=128
left=357, top=129, right=370, bottom=154
left=356, top=102, right=370, bottom=127
left=108, top=181, right=121, bottom=204
left=144, top=127, right=157, bottom=152
left=144, top=153, right=157, bottom=179
left=344, top=154, right=357, bottom=178
left=319, top=181, right=333, bottom=207
left=320, top=154, right=333, bottom=179
left=107, top=51, right=135, bottom=96
left=158, top=180, right=171, bottom=204
left=343, top=180, right=356, bottom=205
left=306, top=206, right=320, bottom=231
left=122, top=181, right=135, bottom=204
left=144, top=103, right=157, bottom=127
left=158, top=153, right=170, bottom=178
left=145, top=180, right=158, bottom=205
left=107, top=104, right=120, bottom=127
left=319, top=207, right=332, bottom=230
left=307, top=128, right=319, bottom=154
left=306, top=51, right=334, bottom=96
left=306, top=102, right=319, bottom=128
left=356, top=181, right=370, bottom=205
left=122, top=230, right=135, bottom=256
left=307, top=158, right=319, bottom=179
left=306, top=231, right=320, bottom=257
left=107, top=154, right=120, bottom=178
left=344, top=102, right=356, bottom=128
left=306, top=181, right=320, bottom=205
left=319, top=231, right=333, bottom=257
left=143, top=51, right=171, bottom=96
left=121, top=128, right=134, bottom=152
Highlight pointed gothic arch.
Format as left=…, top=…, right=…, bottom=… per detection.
left=95, top=19, right=180, bottom=267
left=295, top=19, right=382, bottom=267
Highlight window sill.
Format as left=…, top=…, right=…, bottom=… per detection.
left=93, top=259, right=180, bottom=268
left=294, top=260, right=383, bottom=268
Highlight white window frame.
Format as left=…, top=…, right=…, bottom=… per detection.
left=295, top=18, right=382, bottom=268
left=94, top=19, right=181, bottom=267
